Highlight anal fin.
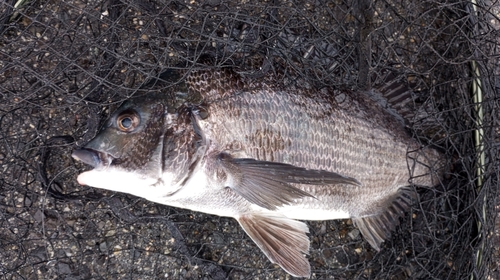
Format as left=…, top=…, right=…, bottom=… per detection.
left=352, top=186, right=415, bottom=251
left=237, top=212, right=311, bottom=278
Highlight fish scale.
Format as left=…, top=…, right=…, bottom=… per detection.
left=73, top=67, right=445, bottom=278
left=203, top=81, right=413, bottom=187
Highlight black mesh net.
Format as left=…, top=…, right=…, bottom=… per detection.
left=1, top=0, right=499, bottom=279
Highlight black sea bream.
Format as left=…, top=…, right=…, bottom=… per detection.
left=72, top=68, right=444, bottom=277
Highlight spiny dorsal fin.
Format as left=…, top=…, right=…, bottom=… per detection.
left=237, top=212, right=311, bottom=278
left=371, top=68, right=416, bottom=122
left=352, top=186, right=415, bottom=250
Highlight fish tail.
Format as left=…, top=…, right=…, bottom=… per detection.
left=408, top=146, right=447, bottom=187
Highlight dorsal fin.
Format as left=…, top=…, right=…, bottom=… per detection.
left=369, top=69, right=416, bottom=125
left=371, top=68, right=447, bottom=143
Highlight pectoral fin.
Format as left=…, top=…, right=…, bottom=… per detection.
left=237, top=212, right=311, bottom=278
left=218, top=153, right=361, bottom=210
left=352, top=186, right=415, bottom=250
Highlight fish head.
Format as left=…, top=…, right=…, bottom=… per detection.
left=72, top=94, right=179, bottom=197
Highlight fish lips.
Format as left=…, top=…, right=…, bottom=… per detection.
left=72, top=148, right=113, bottom=169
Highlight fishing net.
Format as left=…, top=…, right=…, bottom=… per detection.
left=1, top=0, right=498, bottom=279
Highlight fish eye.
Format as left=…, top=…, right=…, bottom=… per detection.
left=116, top=110, right=140, bottom=132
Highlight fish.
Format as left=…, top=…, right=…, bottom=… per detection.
left=72, top=67, right=445, bottom=277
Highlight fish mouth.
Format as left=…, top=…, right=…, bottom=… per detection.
left=72, top=148, right=113, bottom=169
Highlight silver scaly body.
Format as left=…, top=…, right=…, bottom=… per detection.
left=73, top=68, right=444, bottom=277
